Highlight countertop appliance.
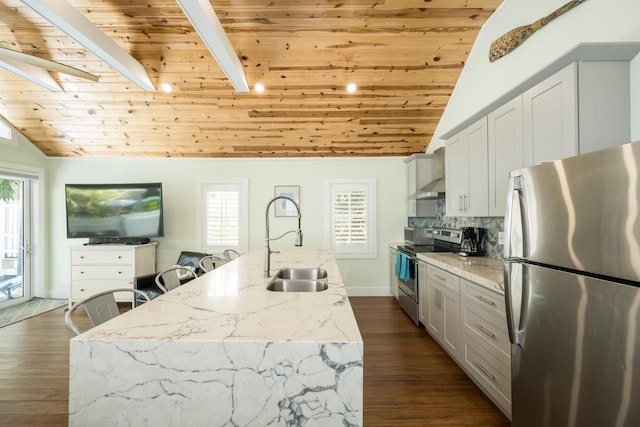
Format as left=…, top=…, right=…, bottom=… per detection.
left=504, top=140, right=640, bottom=427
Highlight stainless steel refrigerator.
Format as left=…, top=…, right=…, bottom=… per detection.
left=504, top=140, right=640, bottom=427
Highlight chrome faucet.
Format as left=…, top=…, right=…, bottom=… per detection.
left=265, top=195, right=302, bottom=277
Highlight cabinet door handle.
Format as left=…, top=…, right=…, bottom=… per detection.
left=434, top=274, right=446, bottom=282
left=464, top=194, right=469, bottom=211
left=459, top=195, right=463, bottom=211
left=474, top=294, right=496, bottom=306
left=473, top=362, right=497, bottom=382
left=475, top=323, right=496, bottom=338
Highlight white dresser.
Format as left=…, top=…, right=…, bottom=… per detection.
left=68, top=243, right=157, bottom=308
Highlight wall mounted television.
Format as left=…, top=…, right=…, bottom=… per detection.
left=65, top=183, right=164, bottom=244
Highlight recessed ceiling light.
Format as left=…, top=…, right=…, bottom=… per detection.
left=346, top=83, right=357, bottom=93
left=160, top=82, right=172, bottom=93
left=254, top=83, right=265, bottom=93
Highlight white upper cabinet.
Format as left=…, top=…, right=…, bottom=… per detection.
left=522, top=63, right=578, bottom=166
left=487, top=96, right=523, bottom=217
left=523, top=61, right=631, bottom=166
left=446, top=117, right=488, bottom=217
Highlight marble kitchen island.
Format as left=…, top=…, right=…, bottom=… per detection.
left=69, top=250, right=363, bottom=427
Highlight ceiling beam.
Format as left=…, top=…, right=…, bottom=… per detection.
left=0, top=55, right=61, bottom=91
left=20, top=0, right=155, bottom=91
left=0, top=48, right=98, bottom=82
left=176, top=0, right=249, bottom=93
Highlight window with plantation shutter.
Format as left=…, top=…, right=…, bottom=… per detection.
left=198, top=179, right=248, bottom=254
left=324, top=179, right=377, bottom=259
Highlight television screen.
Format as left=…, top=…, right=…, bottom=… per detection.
left=65, top=183, right=164, bottom=239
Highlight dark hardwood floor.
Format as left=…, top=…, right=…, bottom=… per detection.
left=351, top=297, right=510, bottom=426
left=0, top=297, right=510, bottom=426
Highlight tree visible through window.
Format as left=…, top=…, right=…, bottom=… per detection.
left=325, top=179, right=377, bottom=258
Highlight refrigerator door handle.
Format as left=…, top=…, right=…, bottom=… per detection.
left=503, top=175, right=525, bottom=259
left=504, top=261, right=524, bottom=346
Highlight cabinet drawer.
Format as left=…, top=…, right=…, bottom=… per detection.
left=461, top=298, right=510, bottom=360
left=427, top=265, right=459, bottom=294
left=462, top=279, right=505, bottom=317
left=72, top=265, right=135, bottom=280
left=71, top=250, right=134, bottom=265
left=71, top=280, right=133, bottom=301
left=460, top=333, right=511, bottom=416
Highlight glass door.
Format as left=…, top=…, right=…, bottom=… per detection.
left=0, top=177, right=31, bottom=309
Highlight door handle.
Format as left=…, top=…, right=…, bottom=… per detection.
left=504, top=261, right=524, bottom=346
left=503, top=175, right=525, bottom=259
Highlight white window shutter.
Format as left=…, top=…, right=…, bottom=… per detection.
left=199, top=179, right=248, bottom=254
left=325, top=179, right=377, bottom=259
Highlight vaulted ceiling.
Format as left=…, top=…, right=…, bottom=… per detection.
left=0, top=0, right=502, bottom=158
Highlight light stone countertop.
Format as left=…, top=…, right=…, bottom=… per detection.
left=417, top=252, right=504, bottom=294
left=78, top=249, right=363, bottom=343
left=69, top=249, right=363, bottom=426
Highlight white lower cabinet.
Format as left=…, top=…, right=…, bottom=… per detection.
left=69, top=243, right=157, bottom=308
left=423, top=263, right=460, bottom=361
left=420, top=261, right=511, bottom=419
left=460, top=279, right=511, bottom=418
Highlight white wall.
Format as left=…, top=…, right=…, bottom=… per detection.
left=430, top=0, right=640, bottom=149
left=46, top=157, right=407, bottom=298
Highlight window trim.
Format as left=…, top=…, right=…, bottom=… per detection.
left=323, top=178, right=377, bottom=259
left=0, top=119, right=17, bottom=147
left=196, top=178, right=248, bottom=255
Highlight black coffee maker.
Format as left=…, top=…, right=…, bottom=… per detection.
left=459, top=227, right=485, bottom=256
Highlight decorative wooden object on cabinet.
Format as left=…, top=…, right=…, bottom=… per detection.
left=68, top=243, right=157, bottom=309
left=445, top=116, right=489, bottom=217
left=487, top=95, right=524, bottom=217
left=424, top=263, right=460, bottom=361
left=459, top=278, right=511, bottom=418
left=389, top=247, right=399, bottom=300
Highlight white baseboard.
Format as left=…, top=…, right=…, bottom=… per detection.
left=345, top=287, right=393, bottom=297
left=47, top=289, right=68, bottom=299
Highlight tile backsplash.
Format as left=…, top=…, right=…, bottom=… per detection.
left=408, top=197, right=504, bottom=259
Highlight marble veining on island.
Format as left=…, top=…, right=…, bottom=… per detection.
left=69, top=250, right=363, bottom=427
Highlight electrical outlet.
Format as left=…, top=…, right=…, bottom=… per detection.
left=345, top=270, right=351, bottom=280
left=498, top=232, right=504, bottom=245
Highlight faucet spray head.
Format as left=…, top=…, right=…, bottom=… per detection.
left=295, top=217, right=303, bottom=246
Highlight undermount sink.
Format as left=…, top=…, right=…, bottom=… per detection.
left=267, top=268, right=329, bottom=292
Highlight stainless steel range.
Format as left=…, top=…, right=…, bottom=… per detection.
left=396, top=227, right=443, bottom=325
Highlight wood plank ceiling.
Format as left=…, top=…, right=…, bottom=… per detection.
left=0, top=0, right=502, bottom=158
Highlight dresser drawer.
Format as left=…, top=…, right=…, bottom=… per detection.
left=461, top=297, right=510, bottom=360
left=462, top=279, right=505, bottom=317
left=71, top=250, right=134, bottom=265
left=460, top=332, right=511, bottom=416
left=72, top=265, right=135, bottom=280
left=426, top=264, right=459, bottom=294
left=71, top=280, right=133, bottom=301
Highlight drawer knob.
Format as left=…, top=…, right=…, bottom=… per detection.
left=80, top=256, right=85, bottom=259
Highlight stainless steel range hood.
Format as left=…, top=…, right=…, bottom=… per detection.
left=413, top=148, right=445, bottom=200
